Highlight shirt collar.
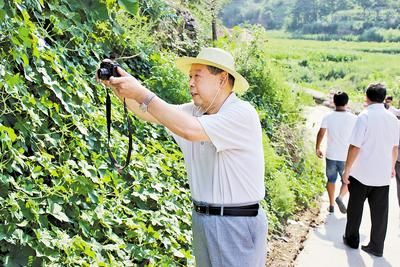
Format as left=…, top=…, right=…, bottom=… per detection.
left=192, top=92, right=238, bottom=117
left=218, top=92, right=238, bottom=113
left=367, top=103, right=385, bottom=110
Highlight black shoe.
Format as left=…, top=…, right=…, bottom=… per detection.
left=343, top=235, right=358, bottom=249
left=361, top=245, right=383, bottom=257
left=328, top=205, right=334, bottom=213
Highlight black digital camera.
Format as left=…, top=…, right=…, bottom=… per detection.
left=97, top=62, right=120, bottom=80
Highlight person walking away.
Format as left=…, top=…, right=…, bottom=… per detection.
left=316, top=91, right=357, bottom=213
left=100, top=47, right=268, bottom=266
left=342, top=83, right=400, bottom=257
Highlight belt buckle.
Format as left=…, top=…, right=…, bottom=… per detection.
left=195, top=205, right=201, bottom=213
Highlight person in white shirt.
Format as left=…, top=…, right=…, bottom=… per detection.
left=316, top=92, right=357, bottom=214
left=342, top=83, right=399, bottom=257
left=396, top=140, right=400, bottom=208
left=390, top=96, right=400, bottom=209
left=100, top=48, right=267, bottom=266
left=384, top=95, right=400, bottom=117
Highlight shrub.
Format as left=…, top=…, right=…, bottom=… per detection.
left=359, top=28, right=384, bottom=42
left=302, top=22, right=339, bottom=35
left=377, top=28, right=400, bottom=42
left=320, top=68, right=347, bottom=80
left=145, top=53, right=191, bottom=104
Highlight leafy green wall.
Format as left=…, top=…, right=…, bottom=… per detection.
left=0, top=1, right=195, bottom=265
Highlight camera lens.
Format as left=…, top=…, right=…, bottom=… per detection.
left=98, top=68, right=111, bottom=80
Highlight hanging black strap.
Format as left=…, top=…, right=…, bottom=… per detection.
left=106, top=90, right=133, bottom=171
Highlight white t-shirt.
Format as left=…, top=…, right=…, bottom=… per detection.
left=169, top=93, right=265, bottom=205
left=388, top=106, right=400, bottom=117
left=349, top=104, right=400, bottom=186
left=320, top=111, right=357, bottom=161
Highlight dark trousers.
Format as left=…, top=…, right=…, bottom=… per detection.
left=395, top=161, right=400, bottom=207
left=344, top=176, right=389, bottom=253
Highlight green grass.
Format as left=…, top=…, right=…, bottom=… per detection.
left=264, top=32, right=400, bottom=104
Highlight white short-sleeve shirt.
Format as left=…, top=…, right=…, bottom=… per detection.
left=320, top=111, right=357, bottom=161
left=169, top=93, right=265, bottom=205
left=349, top=103, right=400, bottom=186
left=388, top=106, right=400, bottom=117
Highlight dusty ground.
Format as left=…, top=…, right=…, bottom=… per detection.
left=266, top=204, right=323, bottom=267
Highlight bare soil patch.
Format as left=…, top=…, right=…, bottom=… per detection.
left=267, top=203, right=323, bottom=267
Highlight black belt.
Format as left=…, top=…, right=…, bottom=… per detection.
left=193, top=203, right=259, bottom=217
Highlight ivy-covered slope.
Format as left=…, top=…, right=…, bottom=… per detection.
left=0, top=1, right=196, bottom=266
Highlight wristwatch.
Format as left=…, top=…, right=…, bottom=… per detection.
left=139, top=93, right=156, bottom=113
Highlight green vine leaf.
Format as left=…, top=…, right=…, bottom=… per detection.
left=48, top=202, right=70, bottom=223
left=0, top=125, right=17, bottom=142
left=118, top=0, right=139, bottom=16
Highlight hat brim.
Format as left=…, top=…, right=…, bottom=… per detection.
left=176, top=57, right=249, bottom=94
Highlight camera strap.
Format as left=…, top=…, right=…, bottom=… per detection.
left=106, top=91, right=133, bottom=171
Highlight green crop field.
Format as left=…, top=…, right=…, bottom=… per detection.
left=265, top=31, right=400, bottom=104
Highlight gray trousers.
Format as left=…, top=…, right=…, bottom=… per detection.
left=395, top=161, right=400, bottom=207
left=192, top=208, right=268, bottom=267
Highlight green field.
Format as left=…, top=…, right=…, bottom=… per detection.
left=265, top=32, right=400, bottom=104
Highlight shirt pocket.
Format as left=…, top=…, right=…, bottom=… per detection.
left=199, top=141, right=216, bottom=154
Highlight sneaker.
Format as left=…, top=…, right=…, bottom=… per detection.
left=361, top=245, right=383, bottom=257
left=328, top=205, right=334, bottom=213
left=335, top=197, right=347, bottom=214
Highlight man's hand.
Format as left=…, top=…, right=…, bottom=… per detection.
left=392, top=168, right=396, bottom=178
left=315, top=128, right=326, bottom=159
left=97, top=63, right=160, bottom=124
left=342, top=170, right=350, bottom=184
left=102, top=67, right=148, bottom=102
left=316, top=148, right=323, bottom=158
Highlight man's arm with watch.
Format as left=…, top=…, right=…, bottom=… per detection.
left=104, top=67, right=209, bottom=142
left=112, top=92, right=160, bottom=124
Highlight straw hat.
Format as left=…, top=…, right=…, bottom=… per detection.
left=176, top=47, right=249, bottom=93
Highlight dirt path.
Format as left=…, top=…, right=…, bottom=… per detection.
left=266, top=104, right=331, bottom=267
left=266, top=206, right=321, bottom=267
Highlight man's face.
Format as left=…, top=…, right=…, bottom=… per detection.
left=189, top=64, right=222, bottom=109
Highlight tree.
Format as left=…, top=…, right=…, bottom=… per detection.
left=355, top=0, right=374, bottom=16
left=207, top=0, right=230, bottom=42
left=289, top=0, right=318, bottom=30
left=373, top=0, right=389, bottom=20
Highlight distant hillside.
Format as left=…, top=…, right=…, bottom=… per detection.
left=220, top=0, right=400, bottom=42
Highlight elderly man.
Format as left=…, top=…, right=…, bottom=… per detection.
left=342, top=83, right=399, bottom=257
left=101, top=48, right=267, bottom=266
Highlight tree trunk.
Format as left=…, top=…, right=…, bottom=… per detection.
left=212, top=17, right=217, bottom=41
